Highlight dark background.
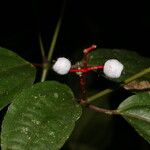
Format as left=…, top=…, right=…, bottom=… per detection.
left=0, top=1, right=150, bottom=60
left=0, top=1, right=150, bottom=150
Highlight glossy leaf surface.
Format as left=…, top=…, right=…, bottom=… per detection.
left=117, top=92, right=150, bottom=143
left=0, top=47, right=36, bottom=110
left=1, top=81, right=81, bottom=150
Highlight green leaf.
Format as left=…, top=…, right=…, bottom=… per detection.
left=1, top=81, right=81, bottom=150
left=117, top=92, right=150, bottom=143
left=87, top=49, right=150, bottom=82
left=0, top=47, right=36, bottom=110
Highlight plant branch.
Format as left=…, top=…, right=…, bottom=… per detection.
left=123, top=67, right=150, bottom=84
left=80, top=100, right=119, bottom=115
left=87, top=89, right=113, bottom=102
left=41, top=0, right=66, bottom=82
left=39, top=34, right=46, bottom=62
left=87, top=67, right=150, bottom=102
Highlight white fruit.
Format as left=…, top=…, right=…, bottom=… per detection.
left=52, top=57, right=71, bottom=75
left=103, top=59, right=124, bottom=78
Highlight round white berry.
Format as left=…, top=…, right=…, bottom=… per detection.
left=103, top=59, right=124, bottom=78
left=52, top=57, right=71, bottom=75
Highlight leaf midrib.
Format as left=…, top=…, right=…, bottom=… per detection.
left=120, top=112, right=150, bottom=123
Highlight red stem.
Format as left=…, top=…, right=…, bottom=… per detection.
left=70, top=65, right=104, bottom=73
left=83, top=44, right=97, bottom=55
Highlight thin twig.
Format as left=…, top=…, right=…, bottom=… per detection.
left=87, top=67, right=150, bottom=102
left=87, top=89, right=113, bottom=102
left=41, top=0, right=66, bottom=82
left=80, top=99, right=119, bottom=115
left=124, top=67, right=150, bottom=84
left=39, top=34, right=46, bottom=62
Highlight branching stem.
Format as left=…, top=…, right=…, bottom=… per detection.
left=80, top=99, right=119, bottom=115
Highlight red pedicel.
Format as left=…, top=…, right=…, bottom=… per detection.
left=83, top=44, right=97, bottom=55
left=70, top=65, right=104, bottom=73
left=70, top=44, right=103, bottom=74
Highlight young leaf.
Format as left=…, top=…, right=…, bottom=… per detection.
left=87, top=49, right=150, bottom=82
left=0, top=47, right=36, bottom=110
left=1, top=81, right=81, bottom=150
left=117, top=92, right=150, bottom=143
